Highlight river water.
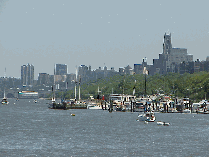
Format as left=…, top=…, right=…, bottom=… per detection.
left=0, top=99, right=208, bottom=157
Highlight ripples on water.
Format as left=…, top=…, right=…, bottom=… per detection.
left=0, top=99, right=208, bottom=157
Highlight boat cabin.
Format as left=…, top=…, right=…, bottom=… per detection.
left=109, top=94, right=136, bottom=105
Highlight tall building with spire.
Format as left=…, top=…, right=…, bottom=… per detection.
left=148, top=32, right=193, bottom=75
left=163, top=32, right=193, bottom=72
left=163, top=33, right=172, bottom=55
left=21, top=63, right=34, bottom=86
left=162, top=33, right=192, bottom=72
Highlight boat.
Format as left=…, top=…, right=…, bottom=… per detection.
left=203, top=111, right=209, bottom=114
left=134, top=101, right=145, bottom=112
left=48, top=97, right=55, bottom=109
left=48, top=85, right=69, bottom=110
left=34, top=100, right=37, bottom=103
left=199, top=99, right=209, bottom=104
left=18, top=91, right=38, bottom=99
left=183, top=109, right=191, bottom=113
left=196, top=108, right=209, bottom=114
left=71, top=113, right=75, bottom=116
left=2, top=97, right=8, bottom=104
left=2, top=90, right=8, bottom=105
left=157, top=121, right=170, bottom=126
left=138, top=111, right=156, bottom=122
left=87, top=103, right=102, bottom=109
left=48, top=86, right=59, bottom=109
left=109, top=94, right=136, bottom=111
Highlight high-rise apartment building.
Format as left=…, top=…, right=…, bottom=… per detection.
left=21, top=63, right=34, bottom=86
left=54, top=64, right=67, bottom=75
left=38, top=73, right=49, bottom=85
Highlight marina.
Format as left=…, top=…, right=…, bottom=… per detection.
left=47, top=94, right=209, bottom=115
left=0, top=98, right=208, bottom=156
left=0, top=0, right=208, bottom=156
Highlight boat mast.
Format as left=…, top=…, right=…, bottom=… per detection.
left=52, top=64, right=55, bottom=102
left=4, top=67, right=6, bottom=78
left=78, top=75, right=81, bottom=102
left=3, top=68, right=6, bottom=99
left=3, top=89, right=5, bottom=99
left=75, top=67, right=77, bottom=102
left=97, top=86, right=101, bottom=100
left=143, top=66, right=147, bottom=97
left=133, top=80, right=136, bottom=96
left=51, top=85, right=53, bottom=100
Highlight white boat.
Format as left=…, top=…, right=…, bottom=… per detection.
left=157, top=121, right=170, bottom=126
left=199, top=99, right=209, bottom=105
left=138, top=112, right=156, bottom=122
left=2, top=97, right=8, bottom=104
left=2, top=90, right=8, bottom=105
left=138, top=113, right=147, bottom=121
left=48, top=85, right=57, bottom=109
left=183, top=109, right=191, bottom=113
left=87, top=103, right=102, bottom=109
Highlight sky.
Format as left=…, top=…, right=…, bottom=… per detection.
left=0, top=0, right=209, bottom=79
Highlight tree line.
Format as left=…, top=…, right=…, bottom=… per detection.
left=54, top=71, right=209, bottom=103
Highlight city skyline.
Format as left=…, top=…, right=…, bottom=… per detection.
left=0, top=0, right=208, bottom=79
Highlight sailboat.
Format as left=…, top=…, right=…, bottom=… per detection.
left=48, top=85, right=56, bottom=109
left=2, top=90, right=8, bottom=105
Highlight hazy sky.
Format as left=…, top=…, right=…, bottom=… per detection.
left=0, top=0, right=209, bottom=79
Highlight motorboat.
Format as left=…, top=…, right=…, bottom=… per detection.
left=48, top=97, right=55, bottom=109
left=138, top=111, right=156, bottom=122
left=2, top=90, right=8, bottom=105
left=157, top=121, right=170, bottom=126
left=183, top=109, right=191, bottom=113
left=2, top=97, right=8, bottom=104
left=138, top=113, right=147, bottom=121
left=87, top=103, right=102, bottom=109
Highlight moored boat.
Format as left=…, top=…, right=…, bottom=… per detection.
left=87, top=103, right=102, bottom=109
left=183, top=109, right=191, bottom=113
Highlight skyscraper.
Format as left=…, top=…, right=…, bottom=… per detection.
left=147, top=32, right=194, bottom=75
left=38, top=73, right=49, bottom=85
left=21, top=63, right=34, bottom=86
left=163, top=33, right=172, bottom=55
left=54, top=64, right=68, bottom=75
left=161, top=32, right=193, bottom=73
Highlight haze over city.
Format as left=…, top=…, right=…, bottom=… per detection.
left=0, top=0, right=208, bottom=79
